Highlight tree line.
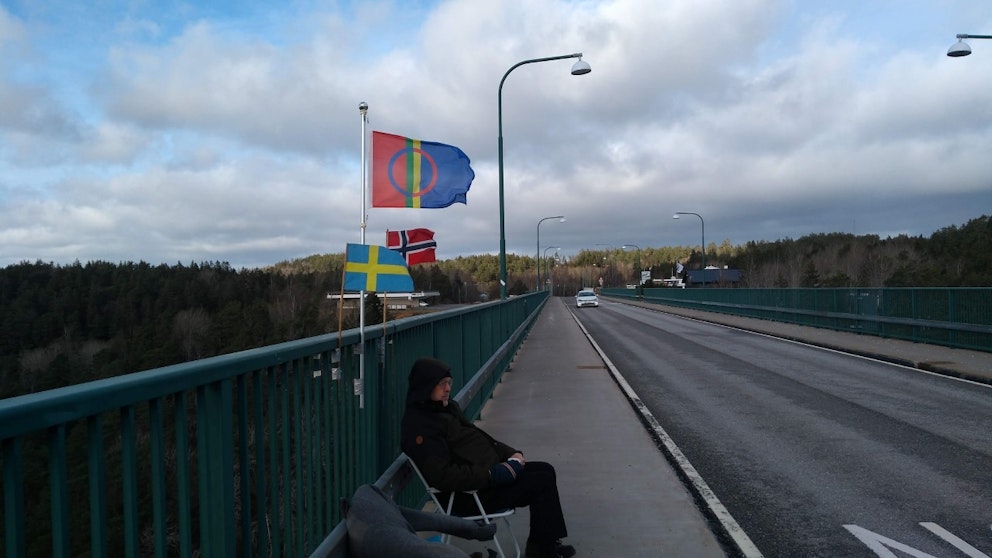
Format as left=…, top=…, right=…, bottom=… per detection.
left=564, top=214, right=991, bottom=290
left=0, top=215, right=988, bottom=556
left=1, top=215, right=988, bottom=400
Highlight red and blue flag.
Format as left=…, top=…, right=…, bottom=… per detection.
left=371, top=131, right=474, bottom=208
left=387, top=228, right=437, bottom=266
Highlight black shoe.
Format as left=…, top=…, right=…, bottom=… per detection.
left=525, top=539, right=576, bottom=558
left=553, top=541, right=576, bottom=558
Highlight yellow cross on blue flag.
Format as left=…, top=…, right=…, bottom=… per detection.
left=344, top=243, right=414, bottom=292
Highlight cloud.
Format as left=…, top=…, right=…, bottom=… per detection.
left=0, top=32, right=82, bottom=165
left=1, top=0, right=990, bottom=269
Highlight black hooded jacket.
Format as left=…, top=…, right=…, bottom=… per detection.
left=400, top=357, right=518, bottom=493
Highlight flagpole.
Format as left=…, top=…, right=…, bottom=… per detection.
left=360, top=102, right=368, bottom=245
left=358, top=101, right=369, bottom=409
left=338, top=270, right=346, bottom=347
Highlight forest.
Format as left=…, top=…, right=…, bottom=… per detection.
left=1, top=214, right=989, bottom=400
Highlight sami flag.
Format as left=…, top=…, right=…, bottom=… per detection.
left=371, top=131, right=474, bottom=208
left=387, top=228, right=437, bottom=266
left=344, top=243, right=414, bottom=292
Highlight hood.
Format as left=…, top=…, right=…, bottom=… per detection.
left=405, top=357, right=452, bottom=406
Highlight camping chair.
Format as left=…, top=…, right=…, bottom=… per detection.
left=404, top=453, right=521, bottom=558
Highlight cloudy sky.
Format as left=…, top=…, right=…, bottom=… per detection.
left=2, top=0, right=990, bottom=269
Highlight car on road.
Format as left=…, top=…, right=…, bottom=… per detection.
left=575, top=289, right=599, bottom=308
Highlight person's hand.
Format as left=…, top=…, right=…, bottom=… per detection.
left=509, top=452, right=525, bottom=465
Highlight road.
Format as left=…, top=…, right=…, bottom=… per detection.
left=572, top=298, right=992, bottom=557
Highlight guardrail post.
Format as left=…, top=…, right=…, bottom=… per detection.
left=197, top=380, right=235, bottom=557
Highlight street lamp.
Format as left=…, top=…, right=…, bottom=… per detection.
left=622, top=244, right=643, bottom=296
left=947, top=34, right=992, bottom=57
left=673, top=212, right=705, bottom=287
left=498, top=54, right=591, bottom=299
left=621, top=244, right=641, bottom=287
left=543, top=245, right=560, bottom=291
left=595, top=244, right=612, bottom=287
left=536, top=216, right=565, bottom=290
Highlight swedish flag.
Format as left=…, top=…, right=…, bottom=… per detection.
left=344, top=243, right=414, bottom=292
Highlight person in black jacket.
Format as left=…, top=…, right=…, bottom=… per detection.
left=401, top=357, right=576, bottom=558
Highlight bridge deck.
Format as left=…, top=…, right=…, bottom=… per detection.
left=448, top=295, right=991, bottom=557
left=451, top=297, right=727, bottom=557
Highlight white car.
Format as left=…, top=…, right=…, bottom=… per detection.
left=575, top=289, right=599, bottom=308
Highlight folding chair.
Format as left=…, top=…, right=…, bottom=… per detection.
left=403, top=453, right=521, bottom=558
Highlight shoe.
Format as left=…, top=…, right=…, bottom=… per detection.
left=553, top=541, right=576, bottom=558
left=525, top=538, right=576, bottom=558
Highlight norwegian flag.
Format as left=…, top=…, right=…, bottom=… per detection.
left=386, top=228, right=437, bottom=266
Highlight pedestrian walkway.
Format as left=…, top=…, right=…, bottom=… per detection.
left=451, top=297, right=728, bottom=558
left=617, top=298, right=992, bottom=385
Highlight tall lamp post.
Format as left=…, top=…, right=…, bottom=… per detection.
left=673, top=212, right=705, bottom=287
left=595, top=244, right=612, bottom=288
left=536, top=216, right=566, bottom=290
left=947, top=33, right=992, bottom=56
left=543, top=245, right=560, bottom=292
left=498, top=54, right=591, bottom=299
left=621, top=244, right=641, bottom=290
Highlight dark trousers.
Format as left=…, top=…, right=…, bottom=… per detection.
left=480, top=461, right=568, bottom=544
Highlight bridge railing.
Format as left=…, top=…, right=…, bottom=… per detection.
left=604, top=287, right=991, bottom=352
left=0, top=292, right=547, bottom=558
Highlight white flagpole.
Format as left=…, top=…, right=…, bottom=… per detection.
left=358, top=101, right=369, bottom=408
left=360, top=102, right=368, bottom=245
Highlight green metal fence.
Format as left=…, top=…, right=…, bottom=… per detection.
left=0, top=292, right=547, bottom=558
left=604, top=287, right=992, bottom=352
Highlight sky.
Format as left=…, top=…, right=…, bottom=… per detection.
left=1, top=0, right=990, bottom=269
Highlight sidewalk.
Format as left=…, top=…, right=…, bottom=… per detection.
left=453, top=297, right=728, bottom=558
left=615, top=297, right=992, bottom=385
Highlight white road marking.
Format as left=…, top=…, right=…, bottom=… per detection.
left=920, top=522, right=990, bottom=558
left=845, top=523, right=991, bottom=558
left=844, top=525, right=940, bottom=558
left=568, top=307, right=764, bottom=558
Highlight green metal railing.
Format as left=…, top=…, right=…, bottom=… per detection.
left=604, top=287, right=992, bottom=352
left=0, top=292, right=547, bottom=558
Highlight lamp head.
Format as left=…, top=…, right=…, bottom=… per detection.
left=571, top=58, right=591, bottom=75
left=672, top=213, right=680, bottom=219
left=947, top=39, right=972, bottom=57
left=559, top=216, right=567, bottom=223
left=359, top=101, right=369, bottom=111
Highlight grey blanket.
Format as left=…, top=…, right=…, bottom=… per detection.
left=345, top=484, right=497, bottom=558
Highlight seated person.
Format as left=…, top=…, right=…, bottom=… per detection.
left=400, top=357, right=576, bottom=558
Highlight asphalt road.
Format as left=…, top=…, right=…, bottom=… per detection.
left=573, top=299, right=992, bottom=557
